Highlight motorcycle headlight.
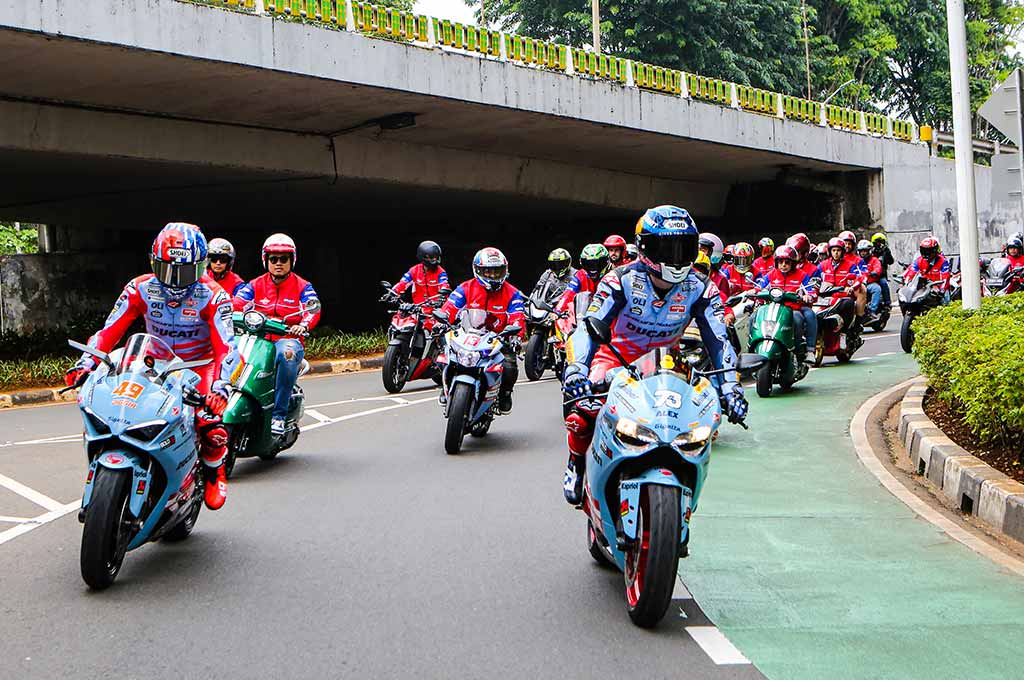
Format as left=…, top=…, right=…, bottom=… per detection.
left=455, top=348, right=481, bottom=366
left=83, top=408, right=110, bottom=435
left=761, top=319, right=780, bottom=336
left=243, top=311, right=265, bottom=331
left=673, top=425, right=713, bottom=452
left=769, top=289, right=784, bottom=302
left=125, top=420, right=167, bottom=442
left=615, top=418, right=660, bottom=448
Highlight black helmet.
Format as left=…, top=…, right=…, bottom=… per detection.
left=417, top=240, right=442, bottom=268
left=547, top=248, right=572, bottom=277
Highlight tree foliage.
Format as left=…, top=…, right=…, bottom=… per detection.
left=472, top=0, right=1024, bottom=128
left=0, top=223, right=38, bottom=255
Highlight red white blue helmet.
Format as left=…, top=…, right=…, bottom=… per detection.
left=150, top=222, right=208, bottom=291
left=472, top=247, right=509, bottom=291
left=634, top=206, right=699, bottom=283
left=262, top=233, right=297, bottom=268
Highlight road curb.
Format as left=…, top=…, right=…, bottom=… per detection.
left=899, top=376, right=1024, bottom=544
left=0, top=354, right=385, bottom=409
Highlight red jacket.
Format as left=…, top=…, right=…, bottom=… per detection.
left=555, top=269, right=600, bottom=314
left=212, top=270, right=246, bottom=297
left=440, top=279, right=526, bottom=337
left=752, top=256, right=773, bottom=278
left=1005, top=254, right=1024, bottom=269
left=756, top=268, right=816, bottom=310
left=390, top=264, right=451, bottom=306
left=234, top=272, right=321, bottom=343
left=723, top=265, right=755, bottom=293
left=904, top=255, right=951, bottom=292
left=820, top=254, right=866, bottom=297
left=861, top=256, right=883, bottom=284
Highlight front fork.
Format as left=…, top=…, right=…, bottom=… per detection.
left=617, top=470, right=692, bottom=552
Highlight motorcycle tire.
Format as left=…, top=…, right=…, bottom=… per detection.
left=524, top=333, right=547, bottom=382
left=625, top=485, right=681, bottom=628
left=900, top=314, right=915, bottom=354
left=587, top=519, right=614, bottom=568
left=80, top=466, right=132, bottom=590
left=755, top=363, right=773, bottom=398
left=382, top=344, right=409, bottom=394
left=444, top=382, right=473, bottom=455
left=813, top=336, right=824, bottom=367
left=223, top=425, right=244, bottom=479
left=872, top=311, right=890, bottom=332
left=163, top=472, right=202, bottom=542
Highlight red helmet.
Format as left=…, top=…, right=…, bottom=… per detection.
left=723, top=244, right=735, bottom=263
left=786, top=233, right=811, bottom=261
left=262, top=233, right=297, bottom=268
left=758, top=237, right=775, bottom=258
left=920, top=237, right=940, bottom=261
left=828, top=237, right=845, bottom=257
left=603, top=234, right=627, bottom=249
left=774, top=245, right=798, bottom=266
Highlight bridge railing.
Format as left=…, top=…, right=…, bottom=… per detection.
left=176, top=0, right=922, bottom=145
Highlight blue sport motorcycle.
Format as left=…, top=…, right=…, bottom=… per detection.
left=569, top=317, right=763, bottom=627
left=435, top=309, right=521, bottom=455
left=67, top=333, right=212, bottom=590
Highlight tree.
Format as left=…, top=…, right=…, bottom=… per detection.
left=0, top=223, right=38, bottom=255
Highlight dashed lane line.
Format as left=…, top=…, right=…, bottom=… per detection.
left=686, top=626, right=752, bottom=665
left=0, top=501, right=80, bottom=546
left=304, top=409, right=332, bottom=424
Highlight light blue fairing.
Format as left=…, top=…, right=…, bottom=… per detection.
left=439, top=319, right=506, bottom=426
left=76, top=334, right=204, bottom=552
left=585, top=355, right=721, bottom=571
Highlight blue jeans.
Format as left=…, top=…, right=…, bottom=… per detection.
left=879, top=278, right=891, bottom=307
left=799, top=306, right=817, bottom=352
left=273, top=338, right=305, bottom=419
left=866, top=283, right=882, bottom=314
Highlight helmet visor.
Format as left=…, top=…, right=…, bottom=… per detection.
left=476, top=265, right=507, bottom=283
left=734, top=254, right=753, bottom=271
left=642, top=232, right=698, bottom=268
left=151, top=258, right=205, bottom=289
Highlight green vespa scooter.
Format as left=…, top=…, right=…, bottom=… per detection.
left=221, top=306, right=315, bottom=477
left=748, top=288, right=809, bottom=398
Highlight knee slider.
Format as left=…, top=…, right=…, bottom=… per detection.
left=564, top=411, right=593, bottom=436
left=201, top=424, right=228, bottom=449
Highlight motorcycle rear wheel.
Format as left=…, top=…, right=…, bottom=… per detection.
left=444, top=383, right=473, bottom=455
left=524, top=333, right=547, bottom=381
left=900, top=314, right=915, bottom=353
left=80, top=467, right=132, bottom=590
left=382, top=344, right=409, bottom=394
left=755, top=362, right=773, bottom=398
left=625, top=485, right=681, bottom=628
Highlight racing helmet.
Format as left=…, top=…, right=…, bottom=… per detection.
left=548, top=247, right=572, bottom=277
left=417, top=240, right=442, bottom=268
left=757, top=237, right=775, bottom=258
left=473, top=247, right=509, bottom=291
left=919, top=237, right=940, bottom=262
left=602, top=235, right=627, bottom=264
left=150, top=222, right=208, bottom=293
left=828, top=237, right=845, bottom=259
left=732, top=242, right=755, bottom=273
left=839, top=230, right=857, bottom=252
left=262, top=233, right=297, bottom=268
left=693, top=250, right=712, bottom=276
left=774, top=245, right=798, bottom=268
left=207, top=238, right=236, bottom=267
left=698, top=232, right=724, bottom=267
left=1005, top=236, right=1022, bottom=257
left=580, top=244, right=610, bottom=280
left=635, top=205, right=699, bottom=284
left=624, top=243, right=638, bottom=262
left=871, top=232, right=887, bottom=247
left=723, top=244, right=735, bottom=264
left=786, top=233, right=811, bottom=262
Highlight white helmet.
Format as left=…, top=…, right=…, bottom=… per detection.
left=262, top=233, right=297, bottom=268
left=208, top=238, right=236, bottom=265
left=472, top=247, right=509, bottom=291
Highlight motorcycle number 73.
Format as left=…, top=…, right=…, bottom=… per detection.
left=653, top=390, right=682, bottom=409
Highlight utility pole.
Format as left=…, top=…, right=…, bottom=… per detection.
left=946, top=0, right=982, bottom=309
left=802, top=0, right=811, bottom=99
left=591, top=0, right=601, bottom=53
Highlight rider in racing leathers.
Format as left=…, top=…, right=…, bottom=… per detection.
left=438, top=247, right=526, bottom=414
left=382, top=240, right=451, bottom=331
left=233, top=234, right=321, bottom=437
left=560, top=205, right=748, bottom=506
left=64, top=223, right=240, bottom=510
left=208, top=238, right=246, bottom=297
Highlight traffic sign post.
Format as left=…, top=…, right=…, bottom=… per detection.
left=979, top=68, right=1024, bottom=229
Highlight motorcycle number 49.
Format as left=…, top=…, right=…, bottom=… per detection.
left=653, top=390, right=682, bottom=409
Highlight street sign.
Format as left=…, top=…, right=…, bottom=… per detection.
left=979, top=68, right=1023, bottom=145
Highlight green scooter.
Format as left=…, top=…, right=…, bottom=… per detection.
left=748, top=288, right=809, bottom=397
left=221, top=307, right=313, bottom=477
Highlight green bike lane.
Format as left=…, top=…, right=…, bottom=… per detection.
left=685, top=352, right=1022, bottom=679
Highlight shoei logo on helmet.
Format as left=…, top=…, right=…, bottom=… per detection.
left=662, top=219, right=688, bottom=230
left=166, top=247, right=191, bottom=260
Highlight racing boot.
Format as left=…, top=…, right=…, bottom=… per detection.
left=204, top=465, right=228, bottom=510
left=563, top=452, right=585, bottom=506
left=498, top=389, right=513, bottom=414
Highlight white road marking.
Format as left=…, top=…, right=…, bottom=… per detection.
left=686, top=626, right=751, bottom=665
left=863, top=332, right=898, bottom=341
left=0, top=472, right=65, bottom=512
left=672, top=576, right=692, bottom=600
left=875, top=351, right=896, bottom=357
left=0, top=433, right=81, bottom=449
left=305, top=409, right=332, bottom=424
left=0, top=515, right=34, bottom=523
left=300, top=396, right=436, bottom=433
left=0, top=501, right=80, bottom=546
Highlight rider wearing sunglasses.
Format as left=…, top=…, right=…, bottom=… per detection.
left=208, top=238, right=246, bottom=296
left=234, top=234, right=322, bottom=437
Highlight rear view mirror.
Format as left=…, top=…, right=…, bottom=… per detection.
left=380, top=281, right=392, bottom=290
left=584, top=316, right=612, bottom=345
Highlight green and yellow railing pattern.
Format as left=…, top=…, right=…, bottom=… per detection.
left=175, top=0, right=921, bottom=144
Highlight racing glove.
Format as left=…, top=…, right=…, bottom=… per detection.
left=64, top=359, right=94, bottom=388
left=562, top=362, right=592, bottom=400
left=721, top=386, right=748, bottom=424
left=205, top=380, right=231, bottom=416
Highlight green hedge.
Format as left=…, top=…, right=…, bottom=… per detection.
left=912, top=293, right=1024, bottom=446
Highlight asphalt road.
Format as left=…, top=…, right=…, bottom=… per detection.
left=0, top=326, right=907, bottom=679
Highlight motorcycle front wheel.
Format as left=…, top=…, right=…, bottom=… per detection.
left=625, top=485, right=681, bottom=628
left=900, top=313, right=915, bottom=353
left=382, top=344, right=410, bottom=394
left=444, top=382, right=473, bottom=455
left=755, top=362, right=773, bottom=398
left=80, top=467, right=132, bottom=590
left=524, top=333, right=547, bottom=381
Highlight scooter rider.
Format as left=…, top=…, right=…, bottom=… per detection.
left=561, top=205, right=747, bottom=506
left=857, top=240, right=885, bottom=321
left=819, top=237, right=864, bottom=337
left=755, top=245, right=816, bottom=362
left=64, top=223, right=240, bottom=511
left=839, top=230, right=858, bottom=255
left=208, top=238, right=246, bottom=296
left=603, top=235, right=628, bottom=268
left=234, top=234, right=321, bottom=437
left=1005, top=236, right=1024, bottom=268
left=382, top=240, right=451, bottom=329
left=904, top=237, right=951, bottom=301
left=870, top=232, right=895, bottom=305
left=438, top=247, right=525, bottom=414
left=532, top=248, right=576, bottom=300
left=555, top=244, right=610, bottom=315
left=752, top=237, right=775, bottom=277
left=786, top=233, right=820, bottom=358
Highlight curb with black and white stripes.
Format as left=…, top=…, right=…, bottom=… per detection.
left=899, top=377, right=1024, bottom=543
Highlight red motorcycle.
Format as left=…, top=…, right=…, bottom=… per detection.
left=812, top=285, right=863, bottom=365
left=379, top=283, right=444, bottom=393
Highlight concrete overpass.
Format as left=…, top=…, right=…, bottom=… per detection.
left=0, top=0, right=1010, bottom=330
